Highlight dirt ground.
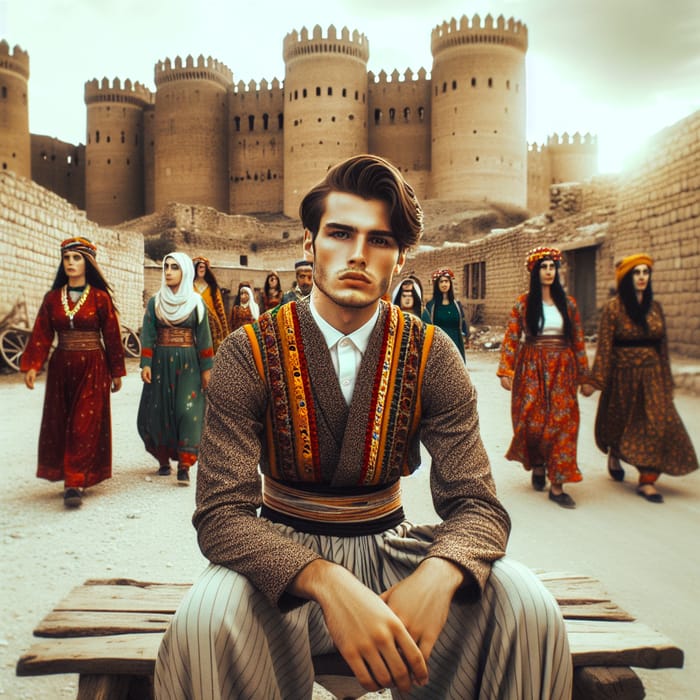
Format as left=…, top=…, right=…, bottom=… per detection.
left=1, top=353, right=698, bottom=699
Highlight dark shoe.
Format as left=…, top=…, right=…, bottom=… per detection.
left=531, top=468, right=546, bottom=492
left=607, top=454, right=625, bottom=482
left=548, top=489, right=576, bottom=509
left=637, top=485, right=664, bottom=503
left=157, top=465, right=172, bottom=476
left=177, top=468, right=190, bottom=486
left=64, top=488, right=83, bottom=508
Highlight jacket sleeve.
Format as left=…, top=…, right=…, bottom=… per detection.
left=139, top=297, right=157, bottom=369
left=497, top=295, right=524, bottom=378
left=96, top=291, right=126, bottom=378
left=589, top=300, right=615, bottom=390
left=195, top=305, right=214, bottom=371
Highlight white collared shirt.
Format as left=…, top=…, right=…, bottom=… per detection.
left=309, top=300, right=379, bottom=404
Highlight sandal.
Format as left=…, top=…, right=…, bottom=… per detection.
left=548, top=489, right=576, bottom=508
left=531, top=467, right=546, bottom=492
left=637, top=485, right=664, bottom=503
left=607, top=454, right=625, bottom=482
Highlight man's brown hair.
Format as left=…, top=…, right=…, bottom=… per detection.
left=299, top=154, right=424, bottom=252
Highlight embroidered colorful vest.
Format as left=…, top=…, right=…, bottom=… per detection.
left=244, top=301, right=434, bottom=485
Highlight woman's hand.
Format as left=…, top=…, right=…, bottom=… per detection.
left=201, top=369, right=211, bottom=391
left=111, top=376, right=123, bottom=393
left=24, top=369, right=37, bottom=390
left=579, top=383, right=595, bottom=397
left=499, top=375, right=512, bottom=391
left=141, top=366, right=151, bottom=384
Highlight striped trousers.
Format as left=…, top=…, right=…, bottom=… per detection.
left=155, top=522, right=572, bottom=699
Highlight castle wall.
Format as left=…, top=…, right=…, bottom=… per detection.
left=429, top=15, right=528, bottom=207
left=143, top=103, right=156, bottom=214
left=0, top=170, right=144, bottom=330
left=229, top=79, right=285, bottom=214
left=0, top=41, right=31, bottom=179
left=153, top=55, right=232, bottom=213
left=30, top=135, right=85, bottom=210
left=367, top=69, right=431, bottom=199
left=85, top=78, right=152, bottom=225
left=282, top=25, right=370, bottom=218
left=526, top=143, right=551, bottom=215
left=547, top=132, right=598, bottom=185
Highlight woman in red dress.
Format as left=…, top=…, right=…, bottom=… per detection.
left=229, top=285, right=260, bottom=332
left=21, top=237, right=126, bottom=508
left=497, top=246, right=593, bottom=508
left=260, top=271, right=283, bottom=311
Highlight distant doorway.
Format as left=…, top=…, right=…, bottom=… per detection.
left=566, top=246, right=597, bottom=333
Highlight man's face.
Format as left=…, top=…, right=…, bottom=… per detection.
left=304, top=191, right=404, bottom=315
left=295, top=268, right=313, bottom=295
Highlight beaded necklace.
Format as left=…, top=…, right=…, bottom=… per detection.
left=61, top=284, right=91, bottom=328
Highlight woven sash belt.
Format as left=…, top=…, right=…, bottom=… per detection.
left=261, top=477, right=404, bottom=536
left=525, top=334, right=569, bottom=348
left=57, top=330, right=102, bottom=351
left=157, top=327, right=194, bottom=346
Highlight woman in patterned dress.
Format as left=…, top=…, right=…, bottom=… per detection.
left=589, top=253, right=698, bottom=503
left=229, top=285, right=260, bottom=332
left=137, top=252, right=213, bottom=485
left=260, top=271, right=283, bottom=311
left=497, top=246, right=594, bottom=508
left=193, top=256, right=229, bottom=352
left=422, top=268, right=468, bottom=360
left=20, top=237, right=126, bottom=508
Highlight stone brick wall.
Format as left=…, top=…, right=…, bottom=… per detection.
left=0, top=171, right=144, bottom=330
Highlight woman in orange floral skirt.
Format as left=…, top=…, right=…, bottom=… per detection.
left=589, top=253, right=697, bottom=503
left=497, top=246, right=594, bottom=508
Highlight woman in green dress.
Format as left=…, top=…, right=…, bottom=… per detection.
left=138, top=252, right=214, bottom=485
left=422, top=268, right=468, bottom=361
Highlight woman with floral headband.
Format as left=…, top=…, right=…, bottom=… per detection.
left=193, top=256, right=229, bottom=353
left=589, top=253, right=697, bottom=503
left=21, top=237, right=126, bottom=508
left=422, top=268, right=468, bottom=360
left=138, top=252, right=214, bottom=486
left=497, top=246, right=593, bottom=508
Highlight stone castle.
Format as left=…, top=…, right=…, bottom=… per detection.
left=1, top=14, right=598, bottom=227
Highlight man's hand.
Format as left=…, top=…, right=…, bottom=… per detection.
left=201, top=369, right=211, bottom=391
left=289, top=559, right=429, bottom=692
left=380, top=557, right=465, bottom=662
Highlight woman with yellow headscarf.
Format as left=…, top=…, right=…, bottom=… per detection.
left=589, top=253, right=698, bottom=502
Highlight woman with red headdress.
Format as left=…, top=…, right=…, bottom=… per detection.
left=497, top=246, right=593, bottom=508
left=21, top=237, right=126, bottom=508
left=589, top=253, right=697, bottom=502
left=193, top=256, right=229, bottom=352
left=422, top=268, right=468, bottom=361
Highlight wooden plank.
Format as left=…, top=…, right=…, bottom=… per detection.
left=566, top=619, right=684, bottom=669
left=573, top=666, right=645, bottom=700
left=558, top=601, right=634, bottom=622
left=35, top=610, right=173, bottom=637
left=16, top=633, right=162, bottom=677
left=51, top=582, right=190, bottom=614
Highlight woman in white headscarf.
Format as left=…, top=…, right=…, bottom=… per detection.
left=137, top=252, right=214, bottom=485
left=229, top=285, right=260, bottom=332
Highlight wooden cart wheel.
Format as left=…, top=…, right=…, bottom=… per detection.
left=120, top=325, right=141, bottom=358
left=0, top=328, right=29, bottom=371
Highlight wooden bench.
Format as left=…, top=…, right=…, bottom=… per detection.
left=16, top=572, right=684, bottom=700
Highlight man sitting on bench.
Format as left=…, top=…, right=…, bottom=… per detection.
left=154, top=154, right=573, bottom=699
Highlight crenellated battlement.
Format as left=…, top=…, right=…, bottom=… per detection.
left=154, top=54, right=233, bottom=89
left=84, top=77, right=153, bottom=107
left=431, top=14, right=528, bottom=56
left=369, top=67, right=429, bottom=85
left=547, top=132, right=598, bottom=148
left=0, top=39, right=30, bottom=79
left=232, top=77, right=283, bottom=95
left=283, top=24, right=369, bottom=63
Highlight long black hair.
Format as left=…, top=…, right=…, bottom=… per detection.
left=618, top=267, right=653, bottom=331
left=431, top=275, right=455, bottom=304
left=525, top=258, right=572, bottom=340
left=193, top=259, right=221, bottom=293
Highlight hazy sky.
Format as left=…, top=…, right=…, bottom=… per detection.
left=2, top=0, right=699, bottom=173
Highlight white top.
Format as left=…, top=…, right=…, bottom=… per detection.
left=309, top=300, right=380, bottom=404
left=541, top=302, right=564, bottom=335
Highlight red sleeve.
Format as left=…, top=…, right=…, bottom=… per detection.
left=19, top=292, right=56, bottom=372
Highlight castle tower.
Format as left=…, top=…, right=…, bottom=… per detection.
left=153, top=55, right=232, bottom=213
left=0, top=41, right=31, bottom=179
left=84, top=77, right=152, bottom=225
left=547, top=132, right=598, bottom=184
left=429, top=14, right=528, bottom=208
left=282, top=25, right=369, bottom=218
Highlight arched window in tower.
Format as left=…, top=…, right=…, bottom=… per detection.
left=327, top=87, right=333, bottom=96
left=418, top=106, right=425, bottom=122
left=354, top=90, right=359, bottom=100
left=106, top=135, right=111, bottom=143
left=294, top=90, right=298, bottom=99
left=471, top=77, right=477, bottom=87
left=404, top=107, right=410, bottom=122
left=442, top=82, right=447, bottom=93
left=234, top=116, right=241, bottom=132
left=278, top=113, right=283, bottom=129
left=248, top=115, right=255, bottom=131
left=389, top=108, right=395, bottom=123
left=452, top=80, right=457, bottom=90
left=488, top=78, right=493, bottom=88
left=374, top=108, right=382, bottom=125
left=316, top=86, right=321, bottom=96
left=96, top=130, right=100, bottom=143
left=121, top=131, right=125, bottom=144
left=263, top=113, right=269, bottom=130
left=506, top=80, right=511, bottom=90
left=1, top=86, right=7, bottom=98
left=342, top=88, right=347, bottom=97
left=303, top=88, right=307, bottom=98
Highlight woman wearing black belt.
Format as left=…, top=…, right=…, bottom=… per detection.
left=589, top=253, right=698, bottom=502
left=20, top=237, right=126, bottom=508
left=497, top=246, right=593, bottom=508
